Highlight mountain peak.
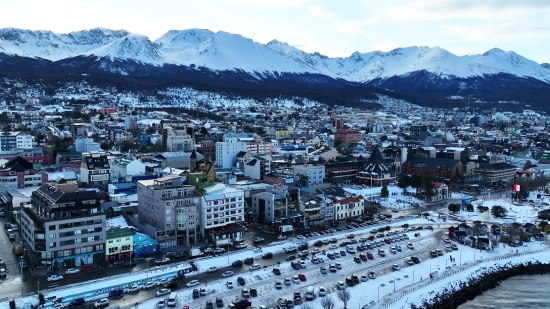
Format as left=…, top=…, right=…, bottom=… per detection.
left=81, top=34, right=170, bottom=66
left=483, top=48, right=505, bottom=56
left=542, top=63, right=550, bottom=69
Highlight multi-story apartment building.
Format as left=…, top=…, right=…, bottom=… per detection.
left=0, top=156, right=47, bottom=193
left=197, top=140, right=216, bottom=161
left=0, top=131, right=18, bottom=153
left=124, top=116, right=138, bottom=130
left=20, top=183, right=106, bottom=266
left=75, top=138, right=101, bottom=152
left=292, top=164, right=325, bottom=186
left=165, top=127, right=194, bottom=152
left=100, top=107, right=116, bottom=115
left=334, top=129, right=362, bottom=144
left=0, top=148, right=52, bottom=165
left=80, top=151, right=111, bottom=188
left=137, top=175, right=200, bottom=247
left=216, top=135, right=247, bottom=168
left=251, top=184, right=303, bottom=225
left=324, top=161, right=367, bottom=184
left=160, top=120, right=191, bottom=145
left=16, top=133, right=34, bottom=149
left=200, top=184, right=245, bottom=243
left=56, top=152, right=82, bottom=169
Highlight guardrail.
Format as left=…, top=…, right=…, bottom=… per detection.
left=370, top=248, right=550, bottom=309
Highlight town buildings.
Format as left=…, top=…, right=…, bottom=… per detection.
left=20, top=183, right=106, bottom=266
left=80, top=151, right=111, bottom=188
left=0, top=156, right=47, bottom=193
left=137, top=175, right=200, bottom=248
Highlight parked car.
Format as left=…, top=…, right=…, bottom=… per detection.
left=94, top=299, right=109, bottom=309
left=47, top=275, right=64, bottom=282
left=225, top=281, right=234, bottom=289
left=368, top=271, right=377, bottom=279
left=65, top=268, right=80, bottom=274
left=207, top=266, right=218, bottom=273
left=221, top=270, right=234, bottom=278
left=186, top=280, right=200, bottom=288
left=155, top=257, right=170, bottom=265
left=232, top=260, right=243, bottom=267
left=262, top=252, right=273, bottom=259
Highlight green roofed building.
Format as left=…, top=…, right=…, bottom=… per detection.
left=106, top=227, right=134, bottom=261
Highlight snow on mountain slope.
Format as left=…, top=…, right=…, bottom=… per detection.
left=0, top=38, right=31, bottom=57
left=0, top=27, right=129, bottom=61
left=267, top=42, right=550, bottom=83
left=80, top=34, right=173, bottom=66
left=156, top=29, right=319, bottom=74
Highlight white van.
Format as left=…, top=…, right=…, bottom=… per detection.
left=249, top=263, right=261, bottom=271
left=167, top=292, right=177, bottom=307
left=305, top=286, right=315, bottom=300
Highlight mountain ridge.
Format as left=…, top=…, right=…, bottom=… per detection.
left=0, top=27, right=548, bottom=83
left=0, top=27, right=550, bottom=112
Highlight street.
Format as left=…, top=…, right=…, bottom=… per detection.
left=77, top=230, right=444, bottom=309
left=0, top=199, right=454, bottom=300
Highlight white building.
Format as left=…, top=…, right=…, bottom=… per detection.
left=16, top=133, right=34, bottom=149
left=200, top=184, right=245, bottom=242
left=216, top=136, right=247, bottom=168
left=292, top=165, right=325, bottom=186
left=80, top=151, right=110, bottom=187
left=75, top=138, right=101, bottom=152
left=109, top=157, right=146, bottom=183
left=332, top=195, right=365, bottom=219
left=165, top=127, right=194, bottom=152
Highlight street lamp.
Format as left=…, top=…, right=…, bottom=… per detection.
left=393, top=277, right=396, bottom=291
left=378, top=285, right=380, bottom=300
left=146, top=258, right=152, bottom=279
left=123, top=298, right=126, bottom=309
left=37, top=281, right=40, bottom=297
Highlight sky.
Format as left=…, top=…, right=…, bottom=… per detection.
left=1, top=0, right=549, bottom=63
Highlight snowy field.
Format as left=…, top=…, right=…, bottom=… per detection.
left=344, top=185, right=427, bottom=210
left=444, top=191, right=548, bottom=224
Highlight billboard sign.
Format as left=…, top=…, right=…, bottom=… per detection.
left=279, top=225, right=294, bottom=233
left=461, top=197, right=472, bottom=206
left=513, top=184, right=520, bottom=192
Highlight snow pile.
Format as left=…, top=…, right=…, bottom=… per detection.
left=343, top=185, right=426, bottom=210
left=105, top=216, right=129, bottom=230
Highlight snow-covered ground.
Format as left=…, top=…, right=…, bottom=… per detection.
left=344, top=185, right=427, bottom=210
left=444, top=191, right=548, bottom=224
left=382, top=247, right=550, bottom=309
left=137, top=229, right=438, bottom=309
left=4, top=204, right=548, bottom=309
left=134, top=231, right=549, bottom=309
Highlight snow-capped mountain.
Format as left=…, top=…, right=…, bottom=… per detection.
left=0, top=27, right=548, bottom=84
left=78, top=34, right=173, bottom=66
left=0, top=27, right=129, bottom=61
left=0, top=38, right=30, bottom=57
left=267, top=42, right=550, bottom=83
left=155, top=29, right=318, bottom=74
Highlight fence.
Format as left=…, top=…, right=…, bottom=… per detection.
left=372, top=248, right=550, bottom=309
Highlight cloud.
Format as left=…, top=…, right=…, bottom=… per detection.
left=387, top=0, right=550, bottom=21
left=222, top=0, right=313, bottom=8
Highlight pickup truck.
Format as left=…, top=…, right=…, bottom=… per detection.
left=293, top=292, right=303, bottom=305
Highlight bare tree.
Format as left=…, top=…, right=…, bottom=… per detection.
left=321, top=296, right=336, bottom=309
left=337, top=288, right=352, bottom=309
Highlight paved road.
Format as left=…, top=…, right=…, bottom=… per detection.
left=82, top=231, right=445, bottom=309
left=2, top=202, right=444, bottom=299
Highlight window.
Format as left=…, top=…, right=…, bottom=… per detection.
left=108, top=240, right=113, bottom=244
